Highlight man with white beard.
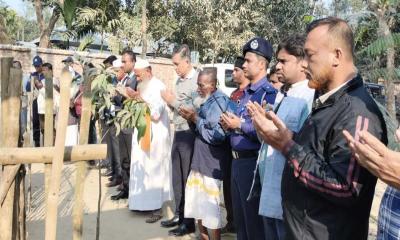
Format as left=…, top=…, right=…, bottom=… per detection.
left=123, top=59, right=172, bottom=224
left=179, top=69, right=235, bottom=240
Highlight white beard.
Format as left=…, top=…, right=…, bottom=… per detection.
left=193, top=94, right=210, bottom=110
left=137, top=78, right=150, bottom=93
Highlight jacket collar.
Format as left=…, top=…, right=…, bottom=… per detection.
left=248, top=76, right=268, bottom=92
left=313, top=74, right=363, bottom=110
left=200, top=89, right=226, bottom=108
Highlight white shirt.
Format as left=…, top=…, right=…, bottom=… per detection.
left=318, top=80, right=351, bottom=104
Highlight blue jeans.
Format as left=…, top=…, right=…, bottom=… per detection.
left=263, top=217, right=285, bottom=240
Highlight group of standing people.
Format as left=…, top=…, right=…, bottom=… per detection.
left=20, top=15, right=400, bottom=240
left=17, top=54, right=88, bottom=149
left=145, top=16, right=397, bottom=240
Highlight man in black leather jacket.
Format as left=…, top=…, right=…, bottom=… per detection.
left=247, top=17, right=387, bottom=240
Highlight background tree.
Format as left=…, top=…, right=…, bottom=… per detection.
left=33, top=0, right=61, bottom=47
left=350, top=0, right=400, bottom=119
left=0, top=4, right=21, bottom=43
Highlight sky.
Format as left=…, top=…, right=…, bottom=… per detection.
left=4, top=0, right=334, bottom=17
left=4, top=0, right=26, bottom=15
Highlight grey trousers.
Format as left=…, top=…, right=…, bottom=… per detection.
left=171, top=130, right=195, bottom=226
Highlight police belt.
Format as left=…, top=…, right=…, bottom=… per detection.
left=232, top=150, right=259, bottom=160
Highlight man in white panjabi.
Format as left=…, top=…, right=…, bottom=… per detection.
left=125, top=59, right=172, bottom=223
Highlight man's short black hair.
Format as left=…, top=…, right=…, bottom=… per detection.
left=103, top=55, right=117, bottom=65
left=276, top=34, right=306, bottom=60
left=172, top=44, right=191, bottom=61
left=268, top=64, right=277, bottom=76
left=121, top=49, right=137, bottom=62
left=42, top=62, right=53, bottom=71
left=306, top=17, right=355, bottom=58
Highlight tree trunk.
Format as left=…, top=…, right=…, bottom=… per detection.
left=377, top=12, right=396, bottom=119
left=141, top=0, right=147, bottom=58
left=34, top=0, right=60, bottom=48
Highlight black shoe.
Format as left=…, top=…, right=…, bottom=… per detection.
left=160, top=216, right=180, bottom=228
left=117, top=184, right=125, bottom=192
left=98, top=161, right=109, bottom=169
left=101, top=170, right=113, bottom=177
left=110, top=191, right=128, bottom=200
left=106, top=178, right=122, bottom=187
left=168, top=224, right=195, bottom=236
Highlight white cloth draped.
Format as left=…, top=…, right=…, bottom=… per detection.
left=128, top=77, right=173, bottom=211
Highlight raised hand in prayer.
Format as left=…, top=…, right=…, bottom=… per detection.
left=254, top=110, right=293, bottom=151
left=116, top=86, right=142, bottom=101
left=247, top=100, right=272, bottom=118
left=220, top=112, right=241, bottom=130
left=160, top=89, right=176, bottom=106
left=178, top=106, right=197, bottom=123
left=126, top=87, right=143, bottom=101
left=246, top=101, right=274, bottom=136
left=343, top=129, right=400, bottom=189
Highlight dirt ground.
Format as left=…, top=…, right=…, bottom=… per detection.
left=25, top=163, right=384, bottom=240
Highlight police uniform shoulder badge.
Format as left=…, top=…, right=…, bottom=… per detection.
left=250, top=40, right=259, bottom=50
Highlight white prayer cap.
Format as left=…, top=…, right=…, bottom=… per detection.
left=134, top=58, right=151, bottom=70
left=112, top=58, right=122, bottom=68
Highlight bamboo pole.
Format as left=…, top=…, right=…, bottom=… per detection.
left=0, top=59, right=22, bottom=240
left=12, top=170, right=20, bottom=240
left=0, top=166, right=21, bottom=206
left=43, top=71, right=54, bottom=199
left=18, top=168, right=26, bottom=240
left=72, top=68, right=95, bottom=240
left=0, top=144, right=107, bottom=164
left=0, top=181, right=15, bottom=240
left=45, top=68, right=72, bottom=240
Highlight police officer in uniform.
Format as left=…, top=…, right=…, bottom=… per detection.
left=220, top=37, right=277, bottom=240
left=26, top=56, right=45, bottom=147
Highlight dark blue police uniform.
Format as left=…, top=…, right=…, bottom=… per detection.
left=230, top=37, right=277, bottom=240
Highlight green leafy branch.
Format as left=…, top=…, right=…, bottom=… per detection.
left=114, top=99, right=150, bottom=141
left=90, top=69, right=149, bottom=141
left=90, top=68, right=114, bottom=119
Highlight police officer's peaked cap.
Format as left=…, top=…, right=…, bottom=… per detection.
left=32, top=56, right=43, bottom=67
left=242, top=37, right=273, bottom=62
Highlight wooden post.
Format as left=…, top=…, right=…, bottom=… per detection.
left=43, top=71, right=54, bottom=198
left=0, top=181, right=15, bottom=240
left=0, top=167, right=21, bottom=206
left=13, top=167, right=25, bottom=240
left=0, top=58, right=22, bottom=240
left=0, top=144, right=107, bottom=206
left=0, top=144, right=107, bottom=165
left=18, top=168, right=26, bottom=240
left=45, top=68, right=72, bottom=240
left=72, top=68, right=95, bottom=240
